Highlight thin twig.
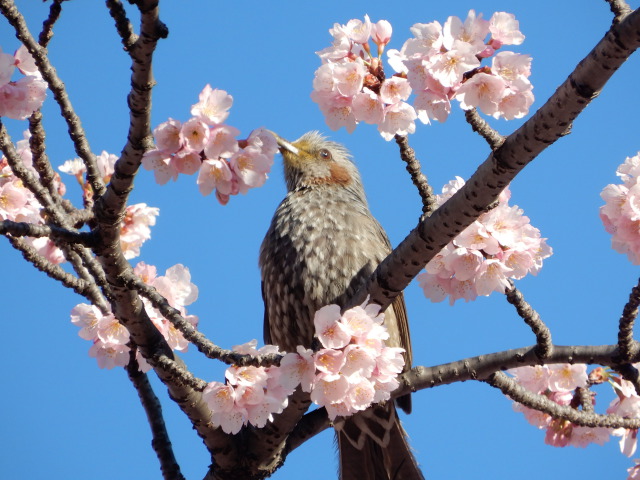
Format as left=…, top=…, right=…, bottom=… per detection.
left=394, top=134, right=437, bottom=220
left=0, top=219, right=95, bottom=246
left=126, top=351, right=186, bottom=480
left=124, top=273, right=282, bottom=367
left=464, top=109, right=505, bottom=150
left=618, top=278, right=640, bottom=362
left=28, top=112, right=66, bottom=209
left=38, top=0, right=65, bottom=48
left=485, top=371, right=640, bottom=429
left=106, top=0, right=138, bottom=51
left=505, top=280, right=553, bottom=359
left=5, top=235, right=108, bottom=310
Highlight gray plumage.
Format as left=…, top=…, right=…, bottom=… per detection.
left=260, top=131, right=423, bottom=480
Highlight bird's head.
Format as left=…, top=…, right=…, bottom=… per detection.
left=270, top=131, right=364, bottom=194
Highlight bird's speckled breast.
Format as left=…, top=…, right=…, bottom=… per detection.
left=260, top=185, right=390, bottom=353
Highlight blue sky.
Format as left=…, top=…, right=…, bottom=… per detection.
left=2, top=1, right=640, bottom=479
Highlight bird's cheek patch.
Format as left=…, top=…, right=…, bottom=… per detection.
left=329, top=164, right=352, bottom=186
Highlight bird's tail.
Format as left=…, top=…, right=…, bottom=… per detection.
left=336, top=403, right=424, bottom=480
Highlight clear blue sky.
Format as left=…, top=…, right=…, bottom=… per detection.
left=2, top=1, right=640, bottom=479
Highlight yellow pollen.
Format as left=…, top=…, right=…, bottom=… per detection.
left=236, top=154, right=253, bottom=171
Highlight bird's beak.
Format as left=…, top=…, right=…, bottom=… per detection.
left=267, top=130, right=300, bottom=156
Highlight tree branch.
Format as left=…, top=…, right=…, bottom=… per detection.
left=124, top=273, right=282, bottom=367
left=485, top=371, right=640, bottom=429
left=106, top=0, right=138, bottom=51
left=126, top=351, right=186, bottom=480
left=0, top=220, right=95, bottom=246
left=38, top=0, right=65, bottom=48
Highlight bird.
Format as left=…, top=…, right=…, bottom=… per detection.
left=259, top=131, right=423, bottom=480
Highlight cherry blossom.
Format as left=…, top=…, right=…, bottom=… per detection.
left=145, top=86, right=276, bottom=204
left=601, top=153, right=640, bottom=264
left=0, top=45, right=46, bottom=119
left=418, top=178, right=552, bottom=304
left=71, top=263, right=200, bottom=370
left=190, top=84, right=233, bottom=125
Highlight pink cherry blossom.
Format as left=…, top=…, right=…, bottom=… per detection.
left=120, top=203, right=159, bottom=259
left=14, top=45, right=40, bottom=77
left=344, top=15, right=372, bottom=44
left=314, top=304, right=351, bottom=349
left=601, top=153, right=640, bottom=264
left=455, top=72, right=507, bottom=116
left=403, top=22, right=443, bottom=58
left=229, top=146, right=273, bottom=193
left=413, top=89, right=451, bottom=124
left=181, top=117, right=210, bottom=152
left=154, top=118, right=182, bottom=154
left=141, top=150, right=178, bottom=185
left=443, top=10, right=490, bottom=53
left=204, top=125, right=240, bottom=160
left=419, top=179, right=551, bottom=304
left=0, top=48, right=15, bottom=86
left=379, top=76, right=411, bottom=105
left=0, top=75, right=47, bottom=119
left=378, top=101, right=417, bottom=141
left=279, top=347, right=316, bottom=392
left=96, top=150, right=118, bottom=181
left=428, top=42, right=481, bottom=88
left=333, top=60, right=367, bottom=98
left=351, top=88, right=385, bottom=125
left=89, top=340, right=130, bottom=370
left=190, top=84, right=233, bottom=125
left=371, top=20, right=392, bottom=51
left=197, top=157, right=234, bottom=197
left=489, top=12, right=525, bottom=48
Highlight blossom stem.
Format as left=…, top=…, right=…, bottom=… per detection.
left=394, top=134, right=437, bottom=219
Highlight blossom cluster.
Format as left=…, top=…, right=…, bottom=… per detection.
left=312, top=11, right=533, bottom=140
left=507, top=364, right=610, bottom=448
left=600, top=153, right=640, bottom=264
left=0, top=130, right=65, bottom=263
left=59, top=151, right=159, bottom=259
left=143, top=85, right=278, bottom=205
left=508, top=364, right=640, bottom=478
left=71, top=262, right=199, bottom=370
left=0, top=45, right=47, bottom=119
left=417, top=177, right=552, bottom=304
left=202, top=301, right=405, bottom=434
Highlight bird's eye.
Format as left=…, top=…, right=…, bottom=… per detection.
left=318, top=148, right=332, bottom=161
